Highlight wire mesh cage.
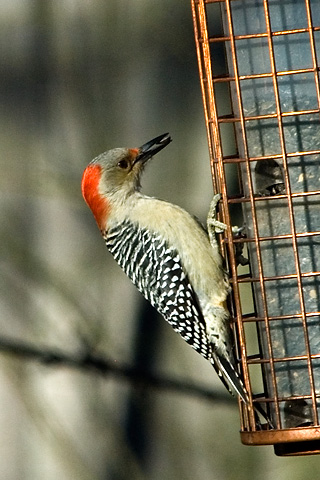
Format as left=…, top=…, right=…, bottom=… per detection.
left=191, top=0, right=320, bottom=456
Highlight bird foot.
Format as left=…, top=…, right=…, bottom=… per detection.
left=206, top=194, right=226, bottom=247
left=207, top=194, right=249, bottom=266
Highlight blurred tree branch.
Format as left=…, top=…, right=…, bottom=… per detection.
left=0, top=336, right=233, bottom=404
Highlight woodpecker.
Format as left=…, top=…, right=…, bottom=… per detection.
left=81, top=133, right=248, bottom=402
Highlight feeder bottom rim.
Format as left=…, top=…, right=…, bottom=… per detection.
left=241, top=425, right=320, bottom=446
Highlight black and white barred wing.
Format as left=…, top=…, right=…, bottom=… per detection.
left=105, top=220, right=250, bottom=402
left=105, top=220, right=212, bottom=360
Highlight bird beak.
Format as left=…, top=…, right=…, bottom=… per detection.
left=134, top=133, right=172, bottom=164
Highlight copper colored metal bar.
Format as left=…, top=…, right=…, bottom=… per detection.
left=191, top=0, right=253, bottom=431
left=213, top=67, right=320, bottom=83
left=242, top=311, right=320, bottom=323
left=225, top=0, right=281, bottom=428
left=235, top=272, right=320, bottom=284
left=191, top=0, right=216, bottom=188
left=229, top=231, right=320, bottom=242
left=218, top=109, right=320, bottom=123
left=219, top=149, right=320, bottom=163
left=227, top=190, right=320, bottom=202
left=248, top=354, right=320, bottom=365
left=209, top=26, right=320, bottom=43
left=264, top=0, right=318, bottom=426
left=222, top=0, right=257, bottom=427
left=305, top=0, right=320, bottom=115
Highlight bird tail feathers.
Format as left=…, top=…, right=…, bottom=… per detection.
left=212, top=354, right=274, bottom=428
left=212, top=353, right=249, bottom=403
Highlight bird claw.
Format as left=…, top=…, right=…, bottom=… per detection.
left=207, top=194, right=243, bottom=235
left=207, top=194, right=226, bottom=247
left=207, top=194, right=249, bottom=266
left=231, top=225, right=245, bottom=235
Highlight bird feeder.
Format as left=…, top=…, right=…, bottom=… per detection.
left=191, top=0, right=320, bottom=456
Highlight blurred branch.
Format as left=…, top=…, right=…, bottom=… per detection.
left=0, top=336, right=233, bottom=404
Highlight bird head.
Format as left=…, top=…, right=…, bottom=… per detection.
left=81, top=133, right=171, bottom=230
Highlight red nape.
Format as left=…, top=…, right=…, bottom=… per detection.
left=81, top=164, right=110, bottom=230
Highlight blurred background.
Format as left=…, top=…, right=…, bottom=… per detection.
left=1, top=1, right=319, bottom=478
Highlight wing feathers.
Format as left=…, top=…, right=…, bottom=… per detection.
left=105, top=220, right=247, bottom=402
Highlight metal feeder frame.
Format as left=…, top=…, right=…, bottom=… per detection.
left=191, top=0, right=320, bottom=456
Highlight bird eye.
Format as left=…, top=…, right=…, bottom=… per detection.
left=117, top=159, right=129, bottom=169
